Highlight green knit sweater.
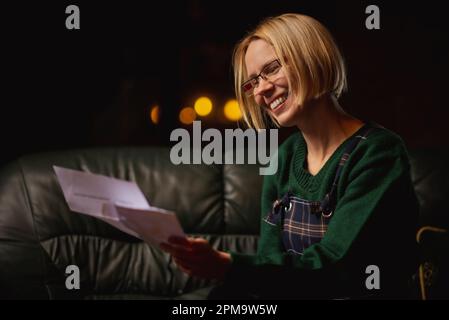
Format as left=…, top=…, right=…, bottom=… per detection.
left=227, top=124, right=419, bottom=298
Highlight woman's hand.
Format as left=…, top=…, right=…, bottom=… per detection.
left=160, top=236, right=231, bottom=280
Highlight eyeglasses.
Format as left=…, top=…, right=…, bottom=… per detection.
left=241, top=59, right=282, bottom=96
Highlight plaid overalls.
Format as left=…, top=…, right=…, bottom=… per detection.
left=264, top=124, right=376, bottom=255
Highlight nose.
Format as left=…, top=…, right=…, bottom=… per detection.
left=253, top=77, right=274, bottom=96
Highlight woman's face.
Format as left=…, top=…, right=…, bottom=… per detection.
left=244, top=39, right=300, bottom=127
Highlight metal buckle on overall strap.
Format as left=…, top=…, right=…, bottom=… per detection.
left=272, top=192, right=292, bottom=214
left=321, top=209, right=333, bottom=218
left=319, top=193, right=334, bottom=218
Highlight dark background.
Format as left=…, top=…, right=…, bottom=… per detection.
left=2, top=0, right=448, bottom=167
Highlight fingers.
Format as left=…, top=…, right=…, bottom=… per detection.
left=160, top=242, right=193, bottom=261
left=164, top=243, right=231, bottom=280
left=160, top=236, right=193, bottom=254
left=161, top=237, right=210, bottom=253
left=168, top=236, right=192, bottom=246
left=173, top=257, right=197, bottom=271
left=160, top=238, right=212, bottom=263
left=168, top=236, right=209, bottom=248
left=188, top=238, right=213, bottom=253
left=160, top=237, right=221, bottom=277
left=160, top=242, right=197, bottom=276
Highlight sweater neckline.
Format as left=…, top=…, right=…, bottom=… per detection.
left=292, top=122, right=368, bottom=193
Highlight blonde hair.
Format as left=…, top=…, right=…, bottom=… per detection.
left=233, top=13, right=347, bottom=129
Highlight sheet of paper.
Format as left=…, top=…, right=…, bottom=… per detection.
left=113, top=205, right=185, bottom=247
left=53, top=166, right=151, bottom=216
left=100, top=203, right=141, bottom=239
left=53, top=166, right=185, bottom=244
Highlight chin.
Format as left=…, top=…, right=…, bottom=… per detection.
left=271, top=103, right=301, bottom=128
left=275, top=117, right=297, bottom=128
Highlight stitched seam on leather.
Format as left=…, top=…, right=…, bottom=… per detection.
left=40, top=233, right=257, bottom=243
left=40, top=233, right=143, bottom=244
left=18, top=157, right=52, bottom=299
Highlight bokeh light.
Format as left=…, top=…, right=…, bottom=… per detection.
left=194, top=97, right=213, bottom=116
left=149, top=105, right=159, bottom=124
left=223, top=99, right=242, bottom=121
left=179, top=107, right=197, bottom=125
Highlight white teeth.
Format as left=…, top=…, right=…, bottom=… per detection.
left=269, top=95, right=287, bottom=110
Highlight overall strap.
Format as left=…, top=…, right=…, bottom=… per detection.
left=319, top=122, right=380, bottom=217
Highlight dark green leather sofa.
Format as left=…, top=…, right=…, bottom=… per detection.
left=0, top=147, right=262, bottom=299
left=0, top=147, right=447, bottom=299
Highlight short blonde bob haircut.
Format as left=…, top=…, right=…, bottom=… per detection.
left=233, top=13, right=347, bottom=129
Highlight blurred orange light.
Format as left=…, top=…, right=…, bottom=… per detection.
left=150, top=105, right=160, bottom=124
left=194, top=97, right=213, bottom=116
left=224, top=99, right=242, bottom=121
left=179, top=107, right=197, bottom=125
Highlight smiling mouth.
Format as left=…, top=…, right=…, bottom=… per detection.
left=269, top=93, right=289, bottom=110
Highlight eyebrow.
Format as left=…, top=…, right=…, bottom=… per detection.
left=247, top=59, right=276, bottom=78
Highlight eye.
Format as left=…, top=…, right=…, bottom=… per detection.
left=251, top=77, right=260, bottom=86
left=264, top=63, right=280, bottom=75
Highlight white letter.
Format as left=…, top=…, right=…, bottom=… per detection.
left=365, top=265, right=380, bottom=290
left=259, top=129, right=278, bottom=175
left=224, top=128, right=256, bottom=164
left=172, top=306, right=179, bottom=315
left=192, top=121, right=202, bottom=164
left=65, top=265, right=80, bottom=290
left=365, top=5, right=380, bottom=30
left=202, top=128, right=222, bottom=164
left=65, top=5, right=80, bottom=30
left=170, top=128, right=191, bottom=164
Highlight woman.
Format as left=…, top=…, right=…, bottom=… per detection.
left=161, top=13, right=419, bottom=299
